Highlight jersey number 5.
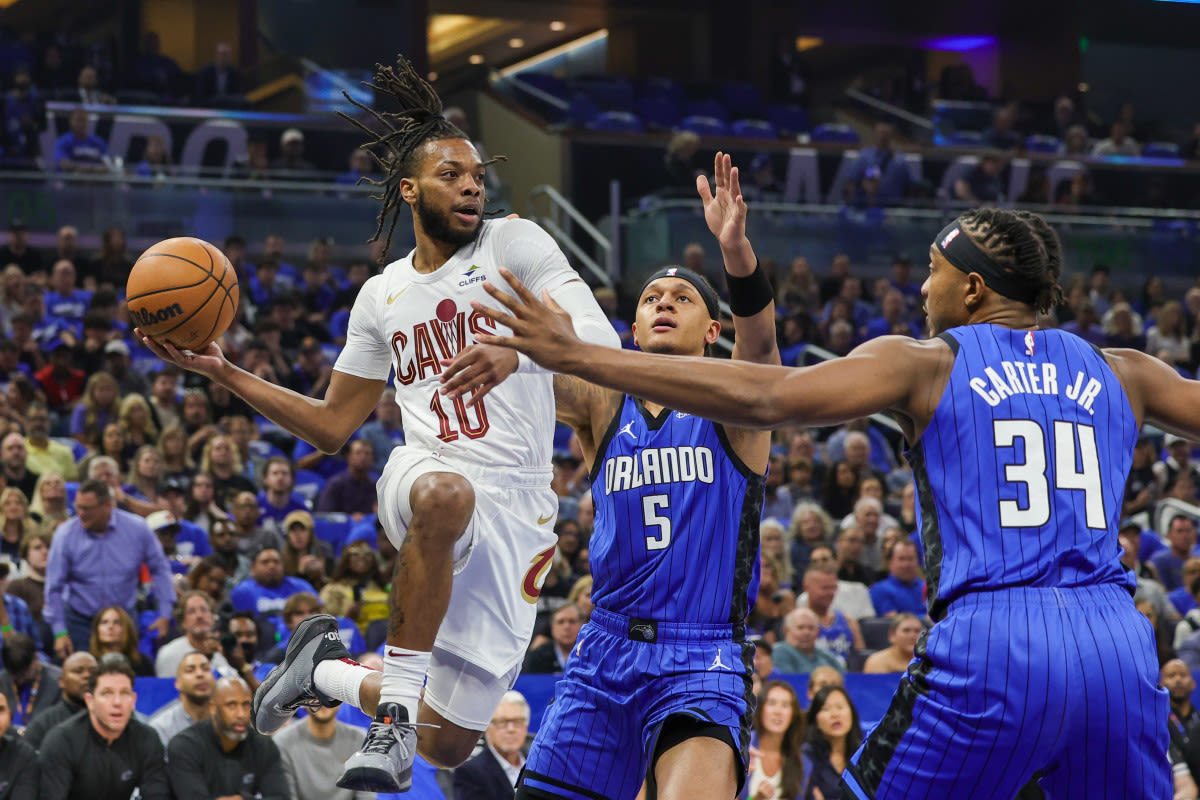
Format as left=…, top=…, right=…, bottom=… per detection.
left=643, top=494, right=672, bottom=551
left=994, top=419, right=1106, bottom=529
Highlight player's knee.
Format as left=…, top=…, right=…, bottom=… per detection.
left=409, top=473, right=475, bottom=530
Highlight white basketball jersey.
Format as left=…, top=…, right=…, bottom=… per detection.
left=335, top=218, right=580, bottom=470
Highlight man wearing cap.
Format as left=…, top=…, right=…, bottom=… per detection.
left=103, top=337, right=150, bottom=396
left=0, top=220, right=43, bottom=276
left=270, top=127, right=316, bottom=177
left=148, top=509, right=196, bottom=576
left=23, top=400, right=78, bottom=480
left=1155, top=434, right=1200, bottom=496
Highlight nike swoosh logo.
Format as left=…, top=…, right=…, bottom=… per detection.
left=537, top=513, right=555, bottom=525
left=387, top=285, right=411, bottom=304
left=386, top=649, right=418, bottom=658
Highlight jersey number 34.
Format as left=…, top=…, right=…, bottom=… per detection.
left=994, top=419, right=1106, bottom=530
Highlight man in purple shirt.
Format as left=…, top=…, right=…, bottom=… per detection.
left=315, top=439, right=377, bottom=518
left=45, top=479, right=176, bottom=659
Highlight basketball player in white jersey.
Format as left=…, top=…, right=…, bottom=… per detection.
left=136, top=54, right=619, bottom=792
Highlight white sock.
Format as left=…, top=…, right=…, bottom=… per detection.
left=313, top=657, right=372, bottom=708
left=380, top=647, right=431, bottom=723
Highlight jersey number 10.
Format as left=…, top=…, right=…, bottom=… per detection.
left=429, top=391, right=490, bottom=442
left=994, top=419, right=1106, bottom=530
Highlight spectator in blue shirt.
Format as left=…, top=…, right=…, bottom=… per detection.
left=0, top=562, right=35, bottom=641
left=44, top=479, right=176, bottom=658
left=53, top=107, right=109, bottom=174
left=230, top=547, right=317, bottom=616
left=256, top=457, right=309, bottom=529
left=358, top=389, right=404, bottom=474
left=44, top=260, right=92, bottom=324
left=863, top=287, right=921, bottom=340
left=868, top=539, right=927, bottom=617
left=845, top=122, right=911, bottom=204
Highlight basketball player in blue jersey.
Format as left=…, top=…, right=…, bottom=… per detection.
left=449, top=153, right=777, bottom=800
left=475, top=207, right=1188, bottom=800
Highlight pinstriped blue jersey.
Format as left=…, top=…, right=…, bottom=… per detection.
left=588, top=396, right=764, bottom=625
left=910, top=325, right=1137, bottom=618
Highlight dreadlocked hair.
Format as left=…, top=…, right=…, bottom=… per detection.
left=957, top=207, right=1065, bottom=314
left=338, top=54, right=507, bottom=261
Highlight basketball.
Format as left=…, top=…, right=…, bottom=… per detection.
left=126, top=237, right=240, bottom=351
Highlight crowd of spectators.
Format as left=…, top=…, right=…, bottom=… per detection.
left=0, top=206, right=1195, bottom=796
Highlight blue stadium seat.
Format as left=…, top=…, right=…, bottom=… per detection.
left=321, top=343, right=342, bottom=364
left=730, top=119, right=777, bottom=140
left=636, top=97, right=682, bottom=130
left=569, top=76, right=634, bottom=111
left=943, top=130, right=984, bottom=146
left=566, top=93, right=600, bottom=127
left=721, top=83, right=766, bottom=119
left=684, top=99, right=729, bottom=122
left=246, top=439, right=285, bottom=461
left=293, top=470, right=326, bottom=502
left=64, top=481, right=78, bottom=510
left=312, top=512, right=352, bottom=554
left=810, top=123, right=860, bottom=144
left=640, top=77, right=685, bottom=103
left=54, top=436, right=87, bottom=462
left=1144, top=141, right=1181, bottom=158
left=767, top=104, right=810, bottom=136
left=678, top=115, right=730, bottom=137
left=1025, top=134, right=1061, bottom=154
left=330, top=309, right=351, bottom=342
left=587, top=111, right=645, bottom=133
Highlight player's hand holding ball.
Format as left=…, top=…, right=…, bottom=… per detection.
left=127, top=236, right=239, bottom=374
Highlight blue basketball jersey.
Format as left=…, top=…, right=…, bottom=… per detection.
left=589, top=396, right=764, bottom=625
left=911, top=325, right=1136, bottom=617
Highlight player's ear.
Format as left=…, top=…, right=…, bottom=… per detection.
left=705, top=319, right=722, bottom=344
left=399, top=177, right=418, bottom=204
left=631, top=322, right=640, bottom=350
left=963, top=272, right=988, bottom=311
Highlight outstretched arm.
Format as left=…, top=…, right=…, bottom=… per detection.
left=473, top=269, right=942, bottom=435
left=700, top=151, right=779, bottom=368
left=1106, top=347, right=1200, bottom=439
left=136, top=333, right=386, bottom=453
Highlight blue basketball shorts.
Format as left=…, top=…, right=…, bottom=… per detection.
left=517, top=607, right=755, bottom=800
left=842, top=583, right=1170, bottom=800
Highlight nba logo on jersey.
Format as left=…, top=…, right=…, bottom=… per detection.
left=1025, top=331, right=1035, bottom=357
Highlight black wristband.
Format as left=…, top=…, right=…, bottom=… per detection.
left=726, top=260, right=774, bottom=317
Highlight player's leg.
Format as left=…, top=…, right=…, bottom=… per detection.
left=336, top=469, right=476, bottom=791
left=842, top=601, right=1048, bottom=800
left=650, top=717, right=740, bottom=800
left=518, top=621, right=646, bottom=800
left=1036, top=588, right=1170, bottom=800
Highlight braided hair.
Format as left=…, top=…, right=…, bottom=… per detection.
left=339, top=54, right=505, bottom=261
left=957, top=208, right=1065, bottom=314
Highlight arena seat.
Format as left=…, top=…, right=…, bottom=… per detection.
left=859, top=617, right=894, bottom=650
left=678, top=115, right=730, bottom=137
left=588, top=111, right=645, bottom=133
left=721, top=83, right=766, bottom=119
left=1025, top=134, right=1061, bottom=154
left=54, top=436, right=87, bottom=462
left=312, top=512, right=352, bottom=554
left=636, top=97, right=682, bottom=130
left=943, top=130, right=984, bottom=146
left=810, top=123, right=860, bottom=144
left=684, top=99, right=729, bottom=122
left=730, top=119, right=777, bottom=140
left=1144, top=141, right=1181, bottom=158
left=293, top=469, right=326, bottom=502
left=767, top=104, right=810, bottom=136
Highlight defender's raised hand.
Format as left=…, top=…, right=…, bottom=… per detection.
left=697, top=151, right=748, bottom=251
left=468, top=267, right=583, bottom=373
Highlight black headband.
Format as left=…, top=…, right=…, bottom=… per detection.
left=640, top=267, right=720, bottom=320
left=934, top=221, right=1038, bottom=305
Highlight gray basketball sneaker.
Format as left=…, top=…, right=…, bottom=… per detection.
left=336, top=702, right=418, bottom=793
left=251, top=613, right=347, bottom=734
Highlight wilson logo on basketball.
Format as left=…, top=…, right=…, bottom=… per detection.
left=130, top=302, right=185, bottom=326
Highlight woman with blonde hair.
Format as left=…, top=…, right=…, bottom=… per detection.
left=0, top=487, right=37, bottom=569
left=70, top=370, right=121, bottom=449
left=157, top=423, right=194, bottom=482
left=118, top=393, right=159, bottom=452
left=566, top=574, right=594, bottom=622
left=28, top=472, right=69, bottom=535
left=761, top=517, right=794, bottom=591
left=199, top=433, right=255, bottom=508
left=89, top=605, right=155, bottom=677
left=320, top=539, right=388, bottom=636
left=789, top=502, right=835, bottom=574
left=122, top=444, right=166, bottom=510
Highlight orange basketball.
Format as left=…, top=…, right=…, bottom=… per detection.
left=126, top=237, right=240, bottom=351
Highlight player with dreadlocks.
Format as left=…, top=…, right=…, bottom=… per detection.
left=138, top=53, right=620, bottom=792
